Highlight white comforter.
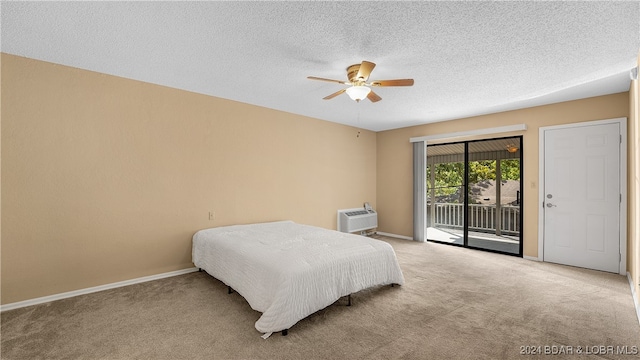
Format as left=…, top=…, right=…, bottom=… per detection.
left=192, top=220, right=404, bottom=336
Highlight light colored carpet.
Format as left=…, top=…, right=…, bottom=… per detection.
left=2, top=236, right=639, bottom=359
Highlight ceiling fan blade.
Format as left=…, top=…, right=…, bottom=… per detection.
left=367, top=90, right=382, bottom=103
left=307, top=76, right=349, bottom=85
left=356, top=61, right=376, bottom=81
left=370, top=79, right=414, bottom=87
left=323, top=88, right=346, bottom=100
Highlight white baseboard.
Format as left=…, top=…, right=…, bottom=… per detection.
left=523, top=255, right=541, bottom=261
left=0, top=267, right=199, bottom=312
left=627, top=272, right=640, bottom=326
left=376, top=231, right=414, bottom=241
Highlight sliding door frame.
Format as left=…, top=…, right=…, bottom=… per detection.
left=410, top=124, right=527, bottom=242
left=426, top=136, right=523, bottom=257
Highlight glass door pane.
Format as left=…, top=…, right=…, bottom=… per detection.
left=467, top=138, right=522, bottom=255
left=426, top=136, right=523, bottom=257
left=426, top=143, right=466, bottom=246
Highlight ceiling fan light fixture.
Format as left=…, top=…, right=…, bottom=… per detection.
left=506, top=144, right=519, bottom=153
left=345, top=86, right=371, bottom=102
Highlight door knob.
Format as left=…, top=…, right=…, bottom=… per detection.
left=546, top=203, right=557, bottom=208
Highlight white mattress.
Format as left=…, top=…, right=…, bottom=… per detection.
left=192, top=220, right=405, bottom=336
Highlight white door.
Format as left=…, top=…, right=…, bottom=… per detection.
left=543, top=122, right=620, bottom=273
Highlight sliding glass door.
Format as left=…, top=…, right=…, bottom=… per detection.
left=426, top=137, right=523, bottom=256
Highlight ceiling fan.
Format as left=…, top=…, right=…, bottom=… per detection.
left=307, top=60, right=414, bottom=103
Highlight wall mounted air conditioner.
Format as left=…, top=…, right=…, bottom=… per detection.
left=337, top=205, right=377, bottom=233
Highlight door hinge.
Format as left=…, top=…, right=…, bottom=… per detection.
left=620, top=134, right=622, bottom=144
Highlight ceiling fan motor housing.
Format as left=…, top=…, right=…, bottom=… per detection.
left=347, top=64, right=364, bottom=83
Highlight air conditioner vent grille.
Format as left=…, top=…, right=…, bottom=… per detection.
left=337, top=208, right=377, bottom=233
left=345, top=210, right=368, bottom=216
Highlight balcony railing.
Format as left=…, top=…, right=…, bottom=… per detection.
left=427, top=203, right=520, bottom=235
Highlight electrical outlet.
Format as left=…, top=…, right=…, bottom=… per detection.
left=209, top=211, right=215, bottom=221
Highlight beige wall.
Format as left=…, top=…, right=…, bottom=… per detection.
left=1, top=54, right=377, bottom=304
left=629, top=51, right=640, bottom=302
left=377, top=92, right=630, bottom=258
left=3, top=52, right=637, bottom=306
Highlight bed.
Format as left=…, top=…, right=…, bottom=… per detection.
left=192, top=220, right=405, bottom=338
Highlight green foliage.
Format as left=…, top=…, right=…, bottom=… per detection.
left=500, top=159, right=521, bottom=180
left=427, top=162, right=463, bottom=196
left=427, top=159, right=520, bottom=195
left=468, top=160, right=496, bottom=183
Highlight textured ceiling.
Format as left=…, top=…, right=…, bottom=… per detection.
left=2, top=1, right=639, bottom=131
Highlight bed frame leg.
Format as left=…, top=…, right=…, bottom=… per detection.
left=391, top=284, right=394, bottom=287
left=198, top=268, right=202, bottom=272
left=282, top=329, right=288, bottom=336
left=228, top=286, right=233, bottom=294
left=347, top=294, right=352, bottom=306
